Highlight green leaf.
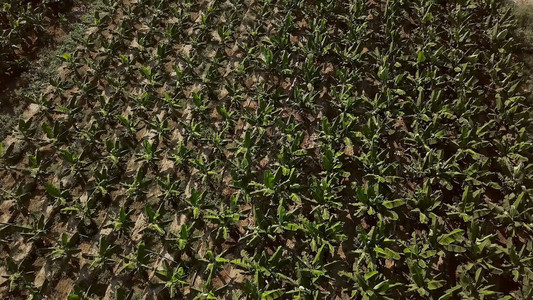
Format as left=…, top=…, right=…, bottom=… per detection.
left=374, top=247, right=401, bottom=260
left=442, top=244, right=466, bottom=253
left=437, top=229, right=464, bottom=246
left=150, top=224, right=165, bottom=236
left=144, top=204, right=156, bottom=220
left=216, top=106, right=229, bottom=119
left=383, top=199, right=405, bottom=209
left=269, top=246, right=283, bottom=265
left=364, top=270, right=379, bottom=281
left=264, top=171, right=275, bottom=189
left=139, top=66, right=151, bottom=79
left=44, top=183, right=61, bottom=198
left=116, top=115, right=129, bottom=127
left=438, top=285, right=461, bottom=300
left=42, top=122, right=53, bottom=137
left=427, top=280, right=445, bottom=290
left=394, top=89, right=406, bottom=96
left=262, top=289, right=284, bottom=300
left=417, top=51, right=426, bottom=63
left=512, top=192, right=526, bottom=210
left=313, top=243, right=326, bottom=265
left=373, top=280, right=390, bottom=292
left=409, top=262, right=425, bottom=287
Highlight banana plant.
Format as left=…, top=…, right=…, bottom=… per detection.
left=0, top=258, right=33, bottom=293
left=185, top=188, right=210, bottom=220
left=25, top=149, right=52, bottom=178
left=61, top=196, right=97, bottom=227
left=168, top=221, right=198, bottom=252
left=135, top=139, right=162, bottom=166
left=15, top=117, right=36, bottom=139
left=47, top=232, right=80, bottom=261
left=68, top=290, right=99, bottom=300
left=44, top=182, right=70, bottom=207
left=85, top=235, right=116, bottom=270
left=118, top=241, right=151, bottom=274
left=352, top=183, right=406, bottom=221
left=171, top=141, right=192, bottom=168
left=123, top=166, right=151, bottom=198
left=41, top=121, right=69, bottom=145
left=61, top=148, right=88, bottom=177
left=147, top=115, right=171, bottom=141
left=105, top=207, right=133, bottom=234
left=20, top=214, right=48, bottom=242
left=0, top=142, right=19, bottom=168
left=204, top=195, right=242, bottom=240
left=103, top=137, right=128, bottom=166
left=158, top=173, right=183, bottom=204
left=340, top=269, right=401, bottom=300
left=154, top=261, right=188, bottom=298
left=143, top=203, right=169, bottom=236
left=199, top=249, right=229, bottom=290
left=116, top=115, right=141, bottom=141
left=232, top=246, right=296, bottom=294
left=302, top=211, right=347, bottom=258
left=408, top=180, right=442, bottom=224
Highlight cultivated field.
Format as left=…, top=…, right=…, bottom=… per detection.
left=0, top=0, right=532, bottom=299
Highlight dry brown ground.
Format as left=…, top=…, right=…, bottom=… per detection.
left=516, top=0, right=533, bottom=5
